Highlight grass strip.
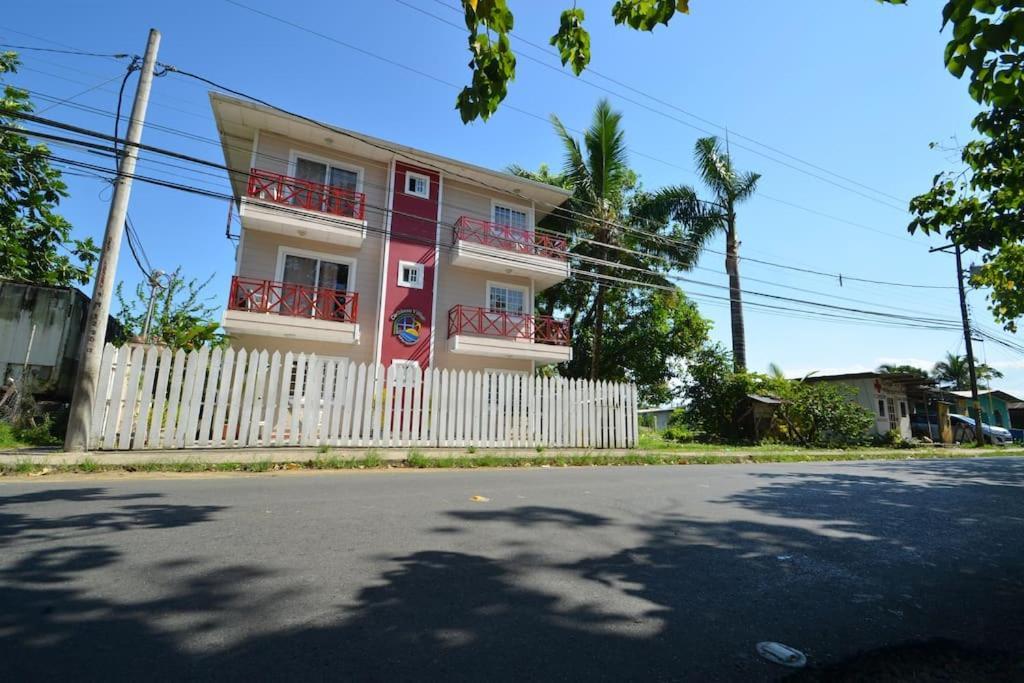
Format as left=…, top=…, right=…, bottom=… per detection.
left=2, top=446, right=1022, bottom=477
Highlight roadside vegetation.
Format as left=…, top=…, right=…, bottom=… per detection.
left=3, top=444, right=1023, bottom=478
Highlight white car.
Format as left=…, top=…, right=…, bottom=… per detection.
left=950, top=414, right=1013, bottom=446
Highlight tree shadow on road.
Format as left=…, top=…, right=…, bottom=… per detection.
left=2, top=460, right=1023, bottom=680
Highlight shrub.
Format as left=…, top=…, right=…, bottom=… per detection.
left=663, top=411, right=696, bottom=443
left=683, top=344, right=874, bottom=447
left=779, top=382, right=874, bottom=448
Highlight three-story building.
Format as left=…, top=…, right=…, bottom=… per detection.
left=212, top=93, right=574, bottom=374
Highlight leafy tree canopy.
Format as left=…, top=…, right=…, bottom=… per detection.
left=930, top=351, right=1004, bottom=390
left=515, top=99, right=716, bottom=403
left=880, top=1, right=1024, bottom=331
left=876, top=363, right=930, bottom=378
left=114, top=268, right=227, bottom=352
left=0, top=52, right=98, bottom=286
left=456, top=1, right=689, bottom=122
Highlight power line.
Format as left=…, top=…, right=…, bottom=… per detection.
left=40, top=148, right=965, bottom=335
left=0, top=42, right=129, bottom=59
left=218, top=0, right=920, bottom=236
left=399, top=0, right=911, bottom=211
left=15, top=110, right=957, bottom=307
left=15, top=58, right=922, bottom=249
left=13, top=104, right=960, bottom=327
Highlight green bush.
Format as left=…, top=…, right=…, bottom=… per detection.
left=683, top=344, right=874, bottom=447
left=781, top=382, right=874, bottom=448
left=663, top=411, right=695, bottom=442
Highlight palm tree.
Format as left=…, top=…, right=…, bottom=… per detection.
left=876, top=363, right=929, bottom=379
left=931, top=352, right=1003, bottom=390
left=532, top=100, right=714, bottom=380
left=683, top=138, right=760, bottom=372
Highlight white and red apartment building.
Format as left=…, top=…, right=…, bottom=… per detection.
left=212, top=93, right=574, bottom=374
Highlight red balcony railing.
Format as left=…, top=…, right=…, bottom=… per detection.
left=246, top=168, right=366, bottom=221
left=228, top=276, right=359, bottom=323
left=447, top=305, right=570, bottom=346
left=453, top=216, right=567, bottom=260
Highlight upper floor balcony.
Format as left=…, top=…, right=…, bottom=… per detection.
left=446, top=304, right=572, bottom=363
left=239, top=168, right=368, bottom=248
left=221, top=275, right=361, bottom=345
left=450, top=216, right=570, bottom=289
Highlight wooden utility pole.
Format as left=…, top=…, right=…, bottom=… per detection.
left=953, top=244, right=986, bottom=447
left=64, top=29, right=161, bottom=451
left=932, top=243, right=985, bottom=447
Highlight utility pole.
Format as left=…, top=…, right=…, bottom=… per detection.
left=141, top=269, right=167, bottom=343
left=932, top=242, right=985, bottom=447
left=954, top=244, right=986, bottom=447
left=64, top=29, right=161, bottom=451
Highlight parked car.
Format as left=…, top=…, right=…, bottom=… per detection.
left=910, top=412, right=1013, bottom=445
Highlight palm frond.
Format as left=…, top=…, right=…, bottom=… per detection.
left=694, top=136, right=733, bottom=198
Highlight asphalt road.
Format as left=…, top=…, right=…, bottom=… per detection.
left=2, top=458, right=1023, bottom=681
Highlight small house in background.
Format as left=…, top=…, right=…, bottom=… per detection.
left=941, top=389, right=1023, bottom=430
left=637, top=407, right=677, bottom=430
left=0, top=281, right=120, bottom=401
left=802, top=371, right=929, bottom=440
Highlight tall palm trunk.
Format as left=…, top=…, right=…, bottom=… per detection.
left=725, top=212, right=746, bottom=372
left=591, top=282, right=605, bottom=380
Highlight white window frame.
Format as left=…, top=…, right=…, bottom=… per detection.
left=391, top=359, right=421, bottom=388
left=486, top=280, right=530, bottom=314
left=287, top=149, right=364, bottom=195
left=404, top=171, right=431, bottom=199
left=397, top=260, right=424, bottom=289
left=275, top=246, right=358, bottom=292
left=490, top=199, right=533, bottom=231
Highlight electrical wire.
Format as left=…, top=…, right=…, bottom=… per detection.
left=40, top=148, right=967, bottom=335
left=15, top=58, right=924, bottom=249
left=398, top=0, right=911, bottom=210
left=0, top=42, right=129, bottom=59
left=13, top=113, right=963, bottom=322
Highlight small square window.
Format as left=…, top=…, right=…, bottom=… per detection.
left=397, top=261, right=424, bottom=289
left=405, top=172, right=430, bottom=199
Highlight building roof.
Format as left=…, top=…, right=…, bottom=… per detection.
left=802, top=371, right=930, bottom=385
left=946, top=389, right=1024, bottom=403
left=209, top=93, right=571, bottom=220
left=747, top=394, right=783, bottom=405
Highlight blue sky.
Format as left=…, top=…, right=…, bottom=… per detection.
left=4, top=0, right=1023, bottom=396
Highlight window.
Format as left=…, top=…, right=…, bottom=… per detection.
left=397, top=261, right=424, bottom=289
left=405, top=171, right=430, bottom=199
left=899, top=401, right=908, bottom=418
left=292, top=154, right=362, bottom=216
left=877, top=399, right=886, bottom=417
left=493, top=203, right=528, bottom=231
left=281, top=253, right=352, bottom=291
left=276, top=249, right=356, bottom=320
left=488, top=283, right=526, bottom=314
left=391, top=359, right=421, bottom=388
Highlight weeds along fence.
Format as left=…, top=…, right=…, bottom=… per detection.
left=88, top=344, right=639, bottom=451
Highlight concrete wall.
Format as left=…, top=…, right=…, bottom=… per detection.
left=0, top=283, right=89, bottom=400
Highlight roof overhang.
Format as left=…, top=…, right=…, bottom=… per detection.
left=209, top=92, right=571, bottom=220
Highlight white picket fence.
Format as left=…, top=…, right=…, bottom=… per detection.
left=88, top=344, right=639, bottom=451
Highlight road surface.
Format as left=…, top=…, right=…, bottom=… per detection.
left=2, top=458, right=1023, bottom=680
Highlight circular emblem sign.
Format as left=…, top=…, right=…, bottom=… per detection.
left=391, top=308, right=426, bottom=346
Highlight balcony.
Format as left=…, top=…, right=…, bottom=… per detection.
left=221, top=276, right=361, bottom=344
left=238, top=168, right=367, bottom=247
left=449, top=216, right=570, bottom=289
left=447, top=305, right=572, bottom=363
